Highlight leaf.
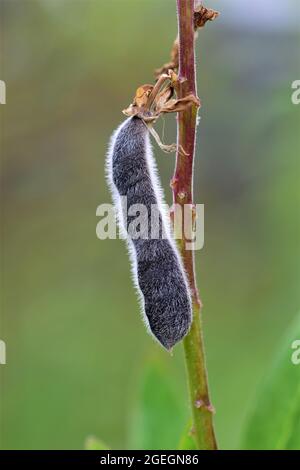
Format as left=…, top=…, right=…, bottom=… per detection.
left=85, top=436, right=110, bottom=450
left=241, top=313, right=300, bottom=450
left=128, top=357, right=187, bottom=450
left=178, top=419, right=197, bottom=450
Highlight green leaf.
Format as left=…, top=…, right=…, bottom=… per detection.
left=178, top=419, right=197, bottom=450
left=242, top=313, right=300, bottom=450
left=128, top=357, right=187, bottom=450
left=85, top=436, right=110, bottom=450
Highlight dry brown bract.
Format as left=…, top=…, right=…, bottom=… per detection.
left=122, top=4, right=218, bottom=154
left=123, top=72, right=200, bottom=123
left=194, top=4, right=219, bottom=29
left=123, top=72, right=200, bottom=154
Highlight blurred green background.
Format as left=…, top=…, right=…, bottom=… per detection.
left=0, top=0, right=300, bottom=450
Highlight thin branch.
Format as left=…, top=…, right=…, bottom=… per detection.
left=173, top=0, right=217, bottom=450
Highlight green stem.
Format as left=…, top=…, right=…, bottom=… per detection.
left=173, top=0, right=217, bottom=450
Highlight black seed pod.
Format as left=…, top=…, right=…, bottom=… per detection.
left=106, top=116, right=192, bottom=349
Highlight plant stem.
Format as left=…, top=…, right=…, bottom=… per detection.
left=173, top=0, right=217, bottom=450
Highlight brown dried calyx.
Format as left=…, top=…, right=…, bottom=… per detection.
left=194, top=3, right=219, bottom=29
left=123, top=71, right=200, bottom=154
left=123, top=71, right=200, bottom=124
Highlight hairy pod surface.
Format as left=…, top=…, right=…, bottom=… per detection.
left=106, top=117, right=192, bottom=349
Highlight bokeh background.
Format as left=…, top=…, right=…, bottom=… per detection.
left=0, top=0, right=300, bottom=450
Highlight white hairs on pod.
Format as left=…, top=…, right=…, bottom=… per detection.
left=106, top=116, right=192, bottom=350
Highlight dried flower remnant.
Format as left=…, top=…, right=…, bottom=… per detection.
left=123, top=71, right=200, bottom=154
left=194, top=4, right=219, bottom=30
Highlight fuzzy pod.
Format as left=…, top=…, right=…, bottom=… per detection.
left=106, top=116, right=192, bottom=349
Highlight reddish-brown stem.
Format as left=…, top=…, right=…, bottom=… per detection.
left=174, top=0, right=217, bottom=450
